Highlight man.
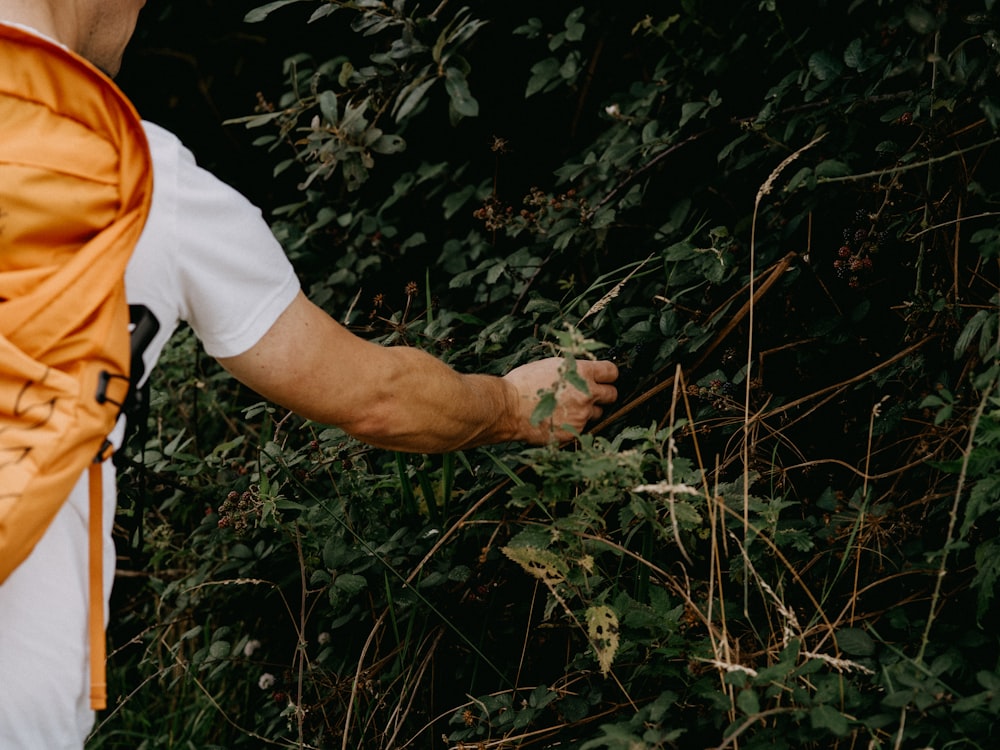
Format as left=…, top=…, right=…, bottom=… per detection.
left=0, top=1, right=619, bottom=747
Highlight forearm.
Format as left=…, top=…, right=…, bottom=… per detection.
left=308, top=345, right=522, bottom=453
left=218, top=293, right=523, bottom=452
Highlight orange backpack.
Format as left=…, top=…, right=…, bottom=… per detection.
left=0, top=25, right=153, bottom=710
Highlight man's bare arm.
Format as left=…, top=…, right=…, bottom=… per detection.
left=217, top=292, right=619, bottom=453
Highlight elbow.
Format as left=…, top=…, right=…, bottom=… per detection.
left=323, top=361, right=419, bottom=450
left=338, top=399, right=410, bottom=449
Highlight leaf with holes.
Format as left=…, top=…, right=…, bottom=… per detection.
left=502, top=545, right=568, bottom=586
left=587, top=605, right=620, bottom=676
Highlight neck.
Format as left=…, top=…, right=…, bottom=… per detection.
left=0, top=1, right=80, bottom=50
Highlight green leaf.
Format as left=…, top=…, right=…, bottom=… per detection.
left=815, top=159, right=851, bottom=178
left=394, top=75, right=437, bottom=122
left=843, top=38, right=883, bottom=72
left=244, top=0, right=307, bottom=23
left=559, top=695, right=589, bottom=723
left=808, top=50, right=843, bottom=81
left=318, top=90, right=338, bottom=125
left=736, top=688, right=760, bottom=716
left=529, top=685, right=557, bottom=709
left=526, top=58, right=560, bottom=97
left=982, top=97, right=1000, bottom=130
left=442, top=184, right=476, bottom=219
left=444, top=67, right=480, bottom=118
left=334, top=573, right=367, bottom=596
left=564, top=7, right=586, bottom=41
left=371, top=134, right=406, bottom=154
left=905, top=5, right=938, bottom=34
left=836, top=627, right=875, bottom=656
left=810, top=704, right=850, bottom=736
left=679, top=101, right=707, bottom=128
left=530, top=390, right=557, bottom=426
left=973, top=541, right=1000, bottom=617
left=514, top=17, right=543, bottom=38
left=783, top=165, right=815, bottom=192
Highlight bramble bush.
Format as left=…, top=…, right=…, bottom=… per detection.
left=93, top=1, right=1000, bottom=748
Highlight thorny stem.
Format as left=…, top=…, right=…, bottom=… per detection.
left=743, top=133, right=824, bottom=615
left=295, top=524, right=308, bottom=748
left=916, top=373, right=997, bottom=665
left=708, top=708, right=800, bottom=750
left=915, top=30, right=941, bottom=296
left=667, top=368, right=693, bottom=565
left=905, top=209, right=1000, bottom=241
left=892, top=700, right=908, bottom=750
left=851, top=398, right=887, bottom=625
left=814, top=137, right=1000, bottom=186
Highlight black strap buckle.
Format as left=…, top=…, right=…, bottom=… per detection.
left=96, top=370, right=130, bottom=410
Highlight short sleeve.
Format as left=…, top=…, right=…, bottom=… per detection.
left=129, top=122, right=300, bottom=360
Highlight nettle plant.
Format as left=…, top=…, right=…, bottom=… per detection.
left=98, top=1, right=1000, bottom=748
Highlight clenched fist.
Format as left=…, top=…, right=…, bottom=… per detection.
left=502, top=357, right=619, bottom=444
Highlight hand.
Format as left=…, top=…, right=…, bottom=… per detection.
left=502, top=357, right=619, bottom=445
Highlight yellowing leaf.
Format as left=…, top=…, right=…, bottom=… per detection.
left=501, top=546, right=567, bottom=585
left=587, top=605, right=620, bottom=676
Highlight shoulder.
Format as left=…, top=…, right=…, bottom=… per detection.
left=140, top=120, right=192, bottom=166
left=132, top=120, right=299, bottom=360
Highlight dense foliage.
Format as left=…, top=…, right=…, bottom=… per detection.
left=93, top=1, right=1000, bottom=747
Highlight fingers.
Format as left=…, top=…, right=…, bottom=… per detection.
left=578, top=360, right=618, bottom=406
left=503, top=357, right=621, bottom=444
left=580, top=358, right=619, bottom=384
left=591, top=382, right=618, bottom=405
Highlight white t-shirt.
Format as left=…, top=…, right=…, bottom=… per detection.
left=0, top=119, right=300, bottom=749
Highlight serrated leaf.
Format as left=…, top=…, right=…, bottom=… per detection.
left=334, top=573, right=367, bottom=595
left=586, top=605, right=619, bottom=675
left=526, top=58, right=560, bottom=97
left=808, top=50, right=843, bottom=81
left=501, top=545, right=568, bottom=585
left=564, top=362, right=591, bottom=397
left=810, top=704, right=849, bottom=736
left=530, top=390, right=557, bottom=427
left=836, top=627, right=876, bottom=656
left=736, top=688, right=760, bottom=716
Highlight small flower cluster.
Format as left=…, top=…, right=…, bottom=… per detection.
left=217, top=487, right=261, bottom=534
left=472, top=196, right=513, bottom=231
left=472, top=187, right=589, bottom=234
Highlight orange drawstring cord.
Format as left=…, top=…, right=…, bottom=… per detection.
left=87, top=462, right=106, bottom=711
